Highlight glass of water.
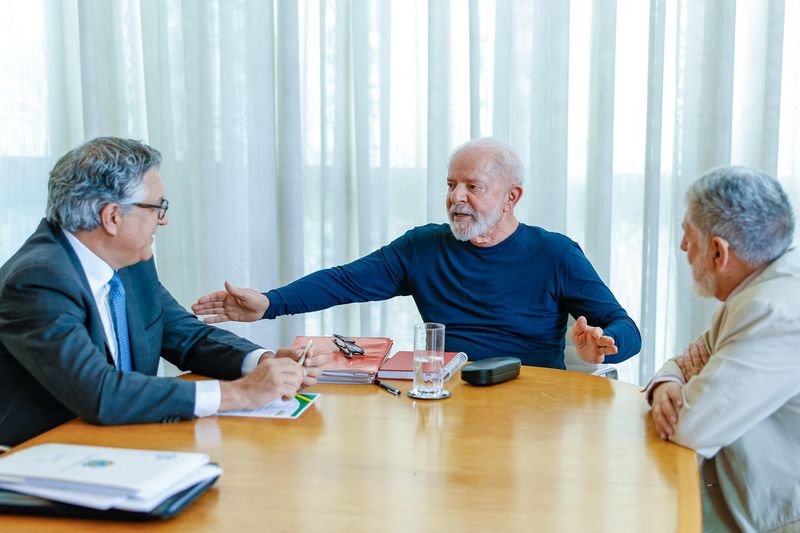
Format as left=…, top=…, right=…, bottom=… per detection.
left=409, top=322, right=450, bottom=400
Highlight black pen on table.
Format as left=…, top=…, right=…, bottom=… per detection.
left=373, top=379, right=401, bottom=397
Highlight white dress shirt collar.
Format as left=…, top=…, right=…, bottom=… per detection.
left=62, top=230, right=115, bottom=292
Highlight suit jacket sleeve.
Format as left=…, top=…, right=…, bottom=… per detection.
left=0, top=261, right=197, bottom=425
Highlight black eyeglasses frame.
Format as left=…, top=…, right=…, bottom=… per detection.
left=332, top=336, right=365, bottom=358
left=132, top=198, right=169, bottom=220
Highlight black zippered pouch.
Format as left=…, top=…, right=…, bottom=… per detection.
left=461, top=357, right=521, bottom=386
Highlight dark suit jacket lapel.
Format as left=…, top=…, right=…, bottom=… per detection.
left=48, top=221, right=114, bottom=364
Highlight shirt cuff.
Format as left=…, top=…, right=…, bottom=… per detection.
left=643, top=373, right=684, bottom=404
left=242, top=349, right=274, bottom=375
left=194, top=380, right=222, bottom=417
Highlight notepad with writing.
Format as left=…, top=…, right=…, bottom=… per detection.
left=378, top=351, right=468, bottom=380
left=291, top=336, right=393, bottom=384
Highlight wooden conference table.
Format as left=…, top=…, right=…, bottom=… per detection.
left=0, top=367, right=700, bottom=532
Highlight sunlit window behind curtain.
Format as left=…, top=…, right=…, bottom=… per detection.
left=2, top=0, right=800, bottom=384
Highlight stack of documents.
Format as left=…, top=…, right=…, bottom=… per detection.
left=378, top=351, right=469, bottom=380
left=0, top=443, right=220, bottom=513
left=291, top=336, right=393, bottom=384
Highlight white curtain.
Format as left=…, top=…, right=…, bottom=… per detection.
left=1, top=0, right=798, bottom=385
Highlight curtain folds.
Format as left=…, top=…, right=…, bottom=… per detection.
left=1, top=0, right=798, bottom=384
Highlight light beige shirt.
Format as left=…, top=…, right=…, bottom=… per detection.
left=652, top=248, right=800, bottom=533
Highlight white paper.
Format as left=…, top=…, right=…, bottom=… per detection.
left=218, top=393, right=320, bottom=419
left=0, top=464, right=222, bottom=512
left=113, top=464, right=222, bottom=512
left=0, top=481, right=124, bottom=510
left=0, top=444, right=208, bottom=498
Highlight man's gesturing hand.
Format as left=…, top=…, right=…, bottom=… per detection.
left=570, top=315, right=619, bottom=364
left=192, top=281, right=269, bottom=324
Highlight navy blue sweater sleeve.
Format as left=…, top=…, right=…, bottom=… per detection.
left=558, top=242, right=642, bottom=363
left=264, top=232, right=413, bottom=318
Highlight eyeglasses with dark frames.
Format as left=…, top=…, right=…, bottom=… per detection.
left=132, top=198, right=169, bottom=220
left=332, top=334, right=365, bottom=358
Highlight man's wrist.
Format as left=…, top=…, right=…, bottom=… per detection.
left=645, top=374, right=683, bottom=404
left=242, top=349, right=274, bottom=375
left=219, top=380, right=244, bottom=412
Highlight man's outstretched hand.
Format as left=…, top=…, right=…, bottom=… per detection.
left=192, top=281, right=269, bottom=324
left=570, top=315, right=619, bottom=364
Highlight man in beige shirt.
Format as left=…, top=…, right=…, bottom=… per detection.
left=648, top=166, right=800, bottom=532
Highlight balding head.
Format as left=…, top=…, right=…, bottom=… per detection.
left=447, top=138, right=525, bottom=188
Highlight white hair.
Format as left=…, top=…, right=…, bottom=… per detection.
left=448, top=137, right=525, bottom=186
left=46, top=137, right=159, bottom=232
left=687, top=165, right=795, bottom=266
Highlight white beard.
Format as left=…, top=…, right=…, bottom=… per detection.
left=448, top=200, right=504, bottom=241
left=691, top=260, right=717, bottom=298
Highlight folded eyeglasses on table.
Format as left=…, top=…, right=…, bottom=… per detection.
left=331, top=333, right=365, bottom=358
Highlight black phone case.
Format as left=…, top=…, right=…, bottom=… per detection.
left=460, top=356, right=521, bottom=386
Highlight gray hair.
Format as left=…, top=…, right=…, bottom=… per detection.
left=448, top=137, right=525, bottom=186
left=46, top=137, right=161, bottom=232
left=687, top=165, right=795, bottom=266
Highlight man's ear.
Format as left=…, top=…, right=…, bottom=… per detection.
left=506, top=184, right=523, bottom=210
left=710, top=236, right=730, bottom=272
left=99, top=204, right=121, bottom=236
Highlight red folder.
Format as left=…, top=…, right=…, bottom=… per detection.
left=291, top=336, right=393, bottom=384
left=377, top=351, right=465, bottom=380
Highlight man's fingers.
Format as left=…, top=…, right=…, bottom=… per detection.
left=301, top=376, right=319, bottom=388
left=203, top=315, right=230, bottom=324
left=194, top=306, right=227, bottom=316
left=651, top=406, right=673, bottom=439
left=223, top=280, right=249, bottom=299
left=653, top=403, right=676, bottom=437
left=195, top=290, right=228, bottom=304
left=688, top=345, right=702, bottom=367
left=191, top=301, right=223, bottom=313
left=666, top=387, right=684, bottom=410
left=304, top=367, right=323, bottom=378
left=304, top=352, right=330, bottom=368
left=571, top=316, right=588, bottom=342
left=698, top=342, right=710, bottom=364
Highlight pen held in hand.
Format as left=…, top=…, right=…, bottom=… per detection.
left=374, top=379, right=401, bottom=397
left=298, top=339, right=313, bottom=366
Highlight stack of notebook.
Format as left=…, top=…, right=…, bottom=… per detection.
left=291, top=336, right=393, bottom=384
left=377, top=351, right=469, bottom=380
left=0, top=443, right=220, bottom=519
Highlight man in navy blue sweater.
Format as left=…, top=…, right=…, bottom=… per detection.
left=193, top=138, right=641, bottom=368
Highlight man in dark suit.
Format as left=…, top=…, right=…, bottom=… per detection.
left=0, top=137, right=324, bottom=447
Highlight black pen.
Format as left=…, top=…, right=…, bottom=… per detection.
left=373, top=379, right=401, bottom=397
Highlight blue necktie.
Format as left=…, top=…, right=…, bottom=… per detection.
left=108, top=272, right=132, bottom=373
